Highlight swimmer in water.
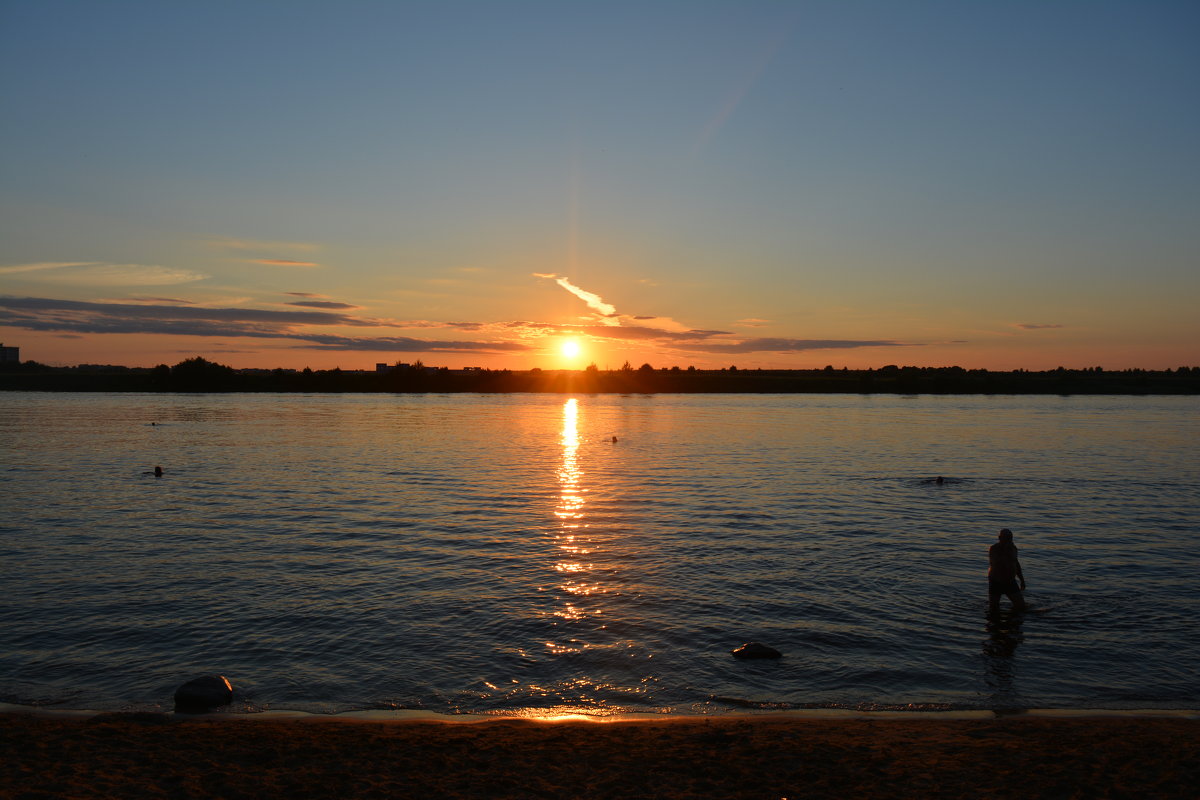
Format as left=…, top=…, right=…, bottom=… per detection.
left=988, top=528, right=1026, bottom=612
left=611, top=436, right=618, bottom=443
left=142, top=466, right=163, bottom=477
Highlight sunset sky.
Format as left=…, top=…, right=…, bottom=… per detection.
left=2, top=1, right=1197, bottom=371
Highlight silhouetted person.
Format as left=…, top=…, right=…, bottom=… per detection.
left=611, top=436, right=618, bottom=443
left=988, top=528, right=1026, bottom=612
left=935, top=476, right=945, bottom=485
left=143, top=466, right=163, bottom=477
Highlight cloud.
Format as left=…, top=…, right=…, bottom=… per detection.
left=119, top=296, right=196, bottom=305
left=535, top=273, right=620, bottom=325
left=0, top=296, right=530, bottom=355
left=672, top=338, right=910, bottom=354
left=286, top=300, right=360, bottom=310
left=285, top=292, right=324, bottom=298
left=736, top=318, right=771, bottom=328
left=250, top=259, right=321, bottom=267
left=511, top=315, right=912, bottom=354
left=4, top=262, right=208, bottom=286
left=1015, top=323, right=1065, bottom=330
left=205, top=237, right=319, bottom=253
left=294, top=334, right=528, bottom=353
left=0, top=261, right=95, bottom=275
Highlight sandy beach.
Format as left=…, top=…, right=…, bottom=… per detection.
left=2, top=711, right=1197, bottom=799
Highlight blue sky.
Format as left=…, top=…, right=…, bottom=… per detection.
left=2, top=1, right=1197, bottom=369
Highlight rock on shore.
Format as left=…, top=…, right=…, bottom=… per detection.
left=173, top=675, right=233, bottom=713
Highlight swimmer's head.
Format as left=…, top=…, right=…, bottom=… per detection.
left=998, top=528, right=1013, bottom=542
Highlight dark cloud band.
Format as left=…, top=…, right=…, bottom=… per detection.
left=0, top=296, right=529, bottom=354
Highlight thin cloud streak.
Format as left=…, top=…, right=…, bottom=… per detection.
left=251, top=259, right=321, bottom=267
left=119, top=296, right=196, bottom=305
left=205, top=237, right=319, bottom=253
left=535, top=273, right=620, bottom=324
left=672, top=338, right=911, bottom=354
left=286, top=300, right=360, bottom=310
left=1, top=262, right=207, bottom=286
left=0, top=261, right=95, bottom=275
left=507, top=319, right=907, bottom=353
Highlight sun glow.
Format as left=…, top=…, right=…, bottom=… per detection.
left=560, top=338, right=582, bottom=360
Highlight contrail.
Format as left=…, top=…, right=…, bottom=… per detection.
left=693, top=24, right=792, bottom=155
left=534, top=273, right=621, bottom=326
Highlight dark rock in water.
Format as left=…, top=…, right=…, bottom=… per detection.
left=731, top=642, right=782, bottom=660
left=173, top=675, right=233, bottom=713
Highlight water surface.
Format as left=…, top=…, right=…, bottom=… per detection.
left=1, top=392, right=1197, bottom=714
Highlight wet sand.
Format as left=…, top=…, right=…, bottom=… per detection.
left=2, top=712, right=1197, bottom=799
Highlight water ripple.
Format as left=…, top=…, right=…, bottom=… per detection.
left=1, top=392, right=1197, bottom=714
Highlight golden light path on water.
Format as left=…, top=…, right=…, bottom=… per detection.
left=552, top=398, right=591, bottom=635
left=519, top=397, right=640, bottom=715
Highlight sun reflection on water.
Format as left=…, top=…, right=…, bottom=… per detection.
left=548, top=399, right=606, bottom=636
left=554, top=398, right=590, bottom=589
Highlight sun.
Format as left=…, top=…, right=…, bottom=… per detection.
left=560, top=338, right=582, bottom=360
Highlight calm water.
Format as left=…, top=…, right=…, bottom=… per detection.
left=1, top=392, right=1197, bottom=715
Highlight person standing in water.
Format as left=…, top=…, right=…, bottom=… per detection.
left=988, top=528, right=1026, bottom=612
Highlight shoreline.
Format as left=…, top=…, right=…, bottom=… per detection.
left=5, top=710, right=1197, bottom=799
left=3, top=701, right=1198, bottom=724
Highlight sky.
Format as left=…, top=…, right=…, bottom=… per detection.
left=2, top=1, right=1197, bottom=371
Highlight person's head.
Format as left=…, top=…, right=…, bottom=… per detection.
left=998, top=528, right=1013, bottom=543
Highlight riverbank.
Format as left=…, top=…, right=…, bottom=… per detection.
left=3, top=711, right=1197, bottom=799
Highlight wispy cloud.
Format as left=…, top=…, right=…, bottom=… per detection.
left=736, top=318, right=771, bottom=328
left=507, top=320, right=903, bottom=353
left=286, top=300, right=359, bottom=310
left=0, top=261, right=95, bottom=275
left=535, top=273, right=620, bottom=325
left=673, top=338, right=909, bottom=354
left=1015, top=323, right=1065, bottom=330
left=205, top=237, right=319, bottom=253
left=293, top=334, right=528, bottom=353
left=118, top=296, right=196, bottom=305
left=525, top=274, right=913, bottom=355
left=251, top=259, right=321, bottom=267
left=0, top=262, right=206, bottom=286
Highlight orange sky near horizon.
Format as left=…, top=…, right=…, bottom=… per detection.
left=2, top=3, right=1197, bottom=372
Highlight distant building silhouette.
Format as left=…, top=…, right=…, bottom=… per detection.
left=0, top=343, right=19, bottom=364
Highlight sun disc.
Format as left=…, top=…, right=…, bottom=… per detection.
left=561, top=339, right=581, bottom=359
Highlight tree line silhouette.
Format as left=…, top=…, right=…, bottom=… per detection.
left=2, top=357, right=1198, bottom=394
